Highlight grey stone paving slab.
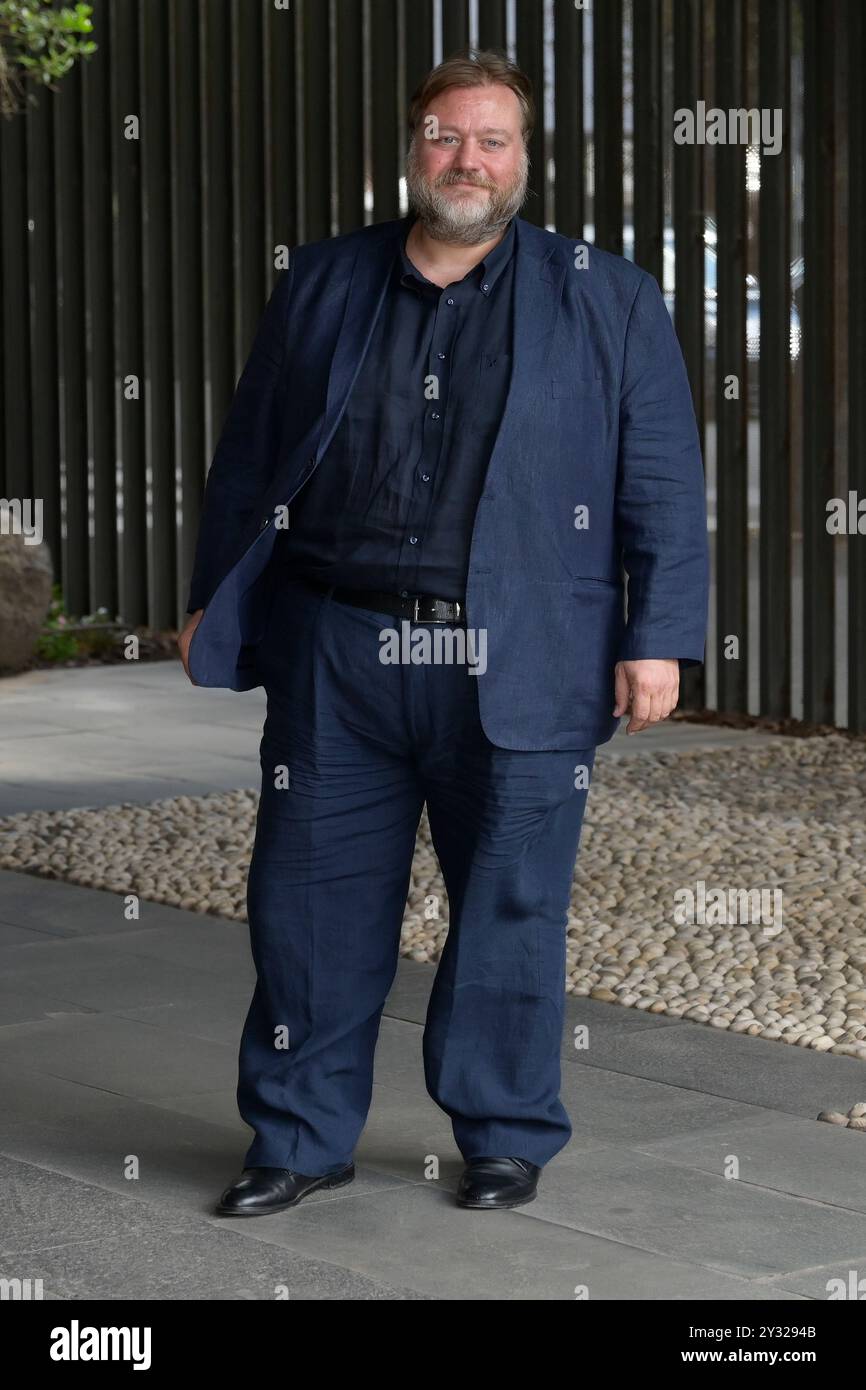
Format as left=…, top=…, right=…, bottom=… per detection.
left=0, top=1154, right=201, bottom=1257
left=558, top=1059, right=774, bottom=1145
left=0, top=937, right=252, bottom=1015
left=0, top=984, right=95, bottom=1027
left=631, top=1113, right=866, bottom=1213
left=138, top=1085, right=250, bottom=1129
left=0, top=1013, right=237, bottom=1100
left=11, top=1226, right=433, bottom=1300
left=0, top=1063, right=411, bottom=1219
left=0, top=870, right=165, bottom=937
left=364, top=1015, right=427, bottom=1096
left=0, top=719, right=80, bottom=740
left=0, top=921, right=58, bottom=948
left=766, top=1258, right=866, bottom=1301
left=111, top=997, right=250, bottom=1048
left=564, top=1018, right=866, bottom=1121
left=221, top=1179, right=804, bottom=1300
left=0, top=1157, right=425, bottom=1300
left=1, top=735, right=259, bottom=781
left=382, top=957, right=442, bottom=1024
left=95, top=919, right=254, bottom=975
left=521, top=1146, right=866, bottom=1278
left=0, top=774, right=224, bottom=817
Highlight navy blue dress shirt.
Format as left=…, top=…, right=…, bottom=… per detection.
left=273, top=213, right=516, bottom=601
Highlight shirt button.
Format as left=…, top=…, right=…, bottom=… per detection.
left=437, top=352, right=445, bottom=359
left=431, top=412, right=440, bottom=420
left=409, top=535, right=418, bottom=545
left=482, top=282, right=489, bottom=292
left=421, top=473, right=430, bottom=482
left=400, top=590, right=408, bottom=597
left=446, top=297, right=454, bottom=305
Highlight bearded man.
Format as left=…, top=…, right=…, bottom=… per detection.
left=179, top=49, right=709, bottom=1216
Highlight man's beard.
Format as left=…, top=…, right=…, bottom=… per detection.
left=404, top=137, right=529, bottom=245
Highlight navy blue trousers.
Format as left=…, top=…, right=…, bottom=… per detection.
left=238, top=578, right=596, bottom=1173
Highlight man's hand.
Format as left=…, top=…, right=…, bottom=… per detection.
left=177, top=609, right=204, bottom=684
left=613, top=658, right=680, bottom=735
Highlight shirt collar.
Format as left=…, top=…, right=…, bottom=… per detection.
left=397, top=214, right=515, bottom=297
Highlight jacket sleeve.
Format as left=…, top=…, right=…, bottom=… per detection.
left=185, top=261, right=294, bottom=613
left=615, top=270, right=709, bottom=667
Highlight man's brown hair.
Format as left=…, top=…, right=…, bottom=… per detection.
left=407, top=48, right=535, bottom=146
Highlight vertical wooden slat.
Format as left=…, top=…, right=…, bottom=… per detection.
left=25, top=89, right=62, bottom=572
left=335, top=0, right=365, bottom=231
left=299, top=0, right=331, bottom=242
left=672, top=0, right=704, bottom=405
left=758, top=0, right=791, bottom=719
left=715, top=0, right=748, bottom=714
left=849, top=0, right=866, bottom=732
left=54, top=64, right=89, bottom=618
left=593, top=0, right=623, bottom=251
left=478, top=0, right=507, bottom=52
left=83, top=0, right=117, bottom=617
left=266, top=0, right=298, bottom=255
left=234, top=0, right=267, bottom=351
left=200, top=0, right=235, bottom=478
left=441, top=0, right=470, bottom=56
left=633, top=0, right=664, bottom=282
left=553, top=0, right=585, bottom=238
left=172, top=0, right=204, bottom=625
left=140, top=0, right=176, bottom=628
left=515, top=0, right=545, bottom=226
left=801, top=0, right=836, bottom=724
left=0, top=115, right=31, bottom=506
left=403, top=0, right=434, bottom=105
left=672, top=0, right=705, bottom=711
left=369, top=0, right=400, bottom=222
left=111, top=0, right=147, bottom=627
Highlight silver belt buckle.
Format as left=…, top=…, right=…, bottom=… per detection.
left=410, top=594, right=462, bottom=622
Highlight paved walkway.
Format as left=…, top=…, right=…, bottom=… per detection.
left=1, top=663, right=864, bottom=1299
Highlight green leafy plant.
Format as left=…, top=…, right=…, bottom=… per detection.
left=35, top=584, right=81, bottom=662
left=0, top=1, right=96, bottom=117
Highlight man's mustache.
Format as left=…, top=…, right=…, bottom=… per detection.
left=435, top=174, right=495, bottom=189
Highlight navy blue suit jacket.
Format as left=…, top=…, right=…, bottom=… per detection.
left=186, top=215, right=709, bottom=750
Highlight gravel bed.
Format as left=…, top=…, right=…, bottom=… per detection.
left=1, top=735, right=865, bottom=1058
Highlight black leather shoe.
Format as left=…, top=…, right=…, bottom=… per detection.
left=456, top=1157, right=541, bottom=1209
left=215, top=1163, right=354, bottom=1216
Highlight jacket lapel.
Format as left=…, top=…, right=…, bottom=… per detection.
left=479, top=218, right=566, bottom=489
left=314, top=227, right=402, bottom=465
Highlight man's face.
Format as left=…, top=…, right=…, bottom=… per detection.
left=405, top=83, right=529, bottom=244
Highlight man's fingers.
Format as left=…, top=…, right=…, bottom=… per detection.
left=612, top=663, right=631, bottom=716
left=615, top=660, right=681, bottom=733
left=626, top=685, right=653, bottom=733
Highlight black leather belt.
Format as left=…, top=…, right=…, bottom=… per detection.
left=303, top=577, right=466, bottom=625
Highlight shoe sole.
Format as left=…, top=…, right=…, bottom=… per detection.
left=214, top=1165, right=355, bottom=1216
left=456, top=1189, right=537, bottom=1210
